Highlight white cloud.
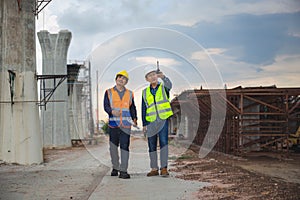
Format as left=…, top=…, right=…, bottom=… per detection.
left=41, top=0, right=300, bottom=35
left=288, top=31, right=300, bottom=38
left=213, top=52, right=300, bottom=88
left=191, top=48, right=227, bottom=61
left=35, top=0, right=300, bottom=114
left=230, top=0, right=300, bottom=15
left=160, top=0, right=300, bottom=26
left=134, top=56, right=180, bottom=66
left=262, top=54, right=300, bottom=74
left=228, top=73, right=299, bottom=89
left=36, top=7, right=60, bottom=32
left=36, top=0, right=300, bottom=62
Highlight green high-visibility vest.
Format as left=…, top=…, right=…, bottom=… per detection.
left=143, top=83, right=173, bottom=122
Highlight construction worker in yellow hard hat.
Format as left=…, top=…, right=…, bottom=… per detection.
left=116, top=70, right=129, bottom=81
left=104, top=69, right=137, bottom=179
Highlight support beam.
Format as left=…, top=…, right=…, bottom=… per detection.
left=38, top=30, right=72, bottom=148
left=0, top=0, right=42, bottom=164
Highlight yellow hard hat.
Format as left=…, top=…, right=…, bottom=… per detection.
left=116, top=70, right=129, bottom=80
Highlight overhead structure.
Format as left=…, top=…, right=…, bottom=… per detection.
left=171, top=86, right=300, bottom=155
left=38, top=30, right=72, bottom=148
left=0, top=0, right=43, bottom=164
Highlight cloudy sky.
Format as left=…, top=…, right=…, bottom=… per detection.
left=36, top=0, right=300, bottom=122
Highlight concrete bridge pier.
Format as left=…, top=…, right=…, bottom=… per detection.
left=0, top=0, right=43, bottom=164
left=38, top=30, right=72, bottom=148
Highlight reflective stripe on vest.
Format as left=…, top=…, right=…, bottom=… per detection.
left=107, top=88, right=133, bottom=128
left=142, top=83, right=173, bottom=122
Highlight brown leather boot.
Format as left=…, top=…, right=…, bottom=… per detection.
left=146, top=169, right=159, bottom=177
left=160, top=168, right=169, bottom=177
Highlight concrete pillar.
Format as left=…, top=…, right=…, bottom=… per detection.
left=176, top=114, right=180, bottom=135
left=184, top=115, right=189, bottom=139
left=69, top=84, right=77, bottom=140
left=38, top=30, right=72, bottom=148
left=0, top=0, right=43, bottom=164
left=77, top=84, right=86, bottom=139
left=81, top=94, right=89, bottom=138
left=69, top=83, right=85, bottom=140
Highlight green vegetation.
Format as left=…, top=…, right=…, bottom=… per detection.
left=101, top=121, right=109, bottom=134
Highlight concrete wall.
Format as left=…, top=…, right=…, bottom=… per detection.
left=0, top=0, right=43, bottom=164
left=38, top=30, right=72, bottom=148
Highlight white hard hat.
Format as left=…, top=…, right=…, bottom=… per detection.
left=144, top=65, right=157, bottom=77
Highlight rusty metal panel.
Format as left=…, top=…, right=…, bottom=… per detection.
left=171, top=86, right=300, bottom=155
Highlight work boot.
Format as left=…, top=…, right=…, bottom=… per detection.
left=119, top=171, right=130, bottom=179
left=111, top=169, right=119, bottom=176
left=160, top=168, right=169, bottom=177
left=146, top=169, right=159, bottom=177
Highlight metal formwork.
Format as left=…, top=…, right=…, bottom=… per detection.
left=171, top=86, right=300, bottom=155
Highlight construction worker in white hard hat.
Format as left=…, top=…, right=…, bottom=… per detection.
left=142, top=64, right=173, bottom=177
left=104, top=70, right=137, bottom=179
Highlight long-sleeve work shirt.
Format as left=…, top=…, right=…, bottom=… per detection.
left=104, top=86, right=137, bottom=122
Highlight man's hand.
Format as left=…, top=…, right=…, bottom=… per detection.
left=133, top=118, right=138, bottom=127
left=143, top=126, right=147, bottom=133
left=157, top=71, right=165, bottom=79
left=111, top=110, right=121, bottom=117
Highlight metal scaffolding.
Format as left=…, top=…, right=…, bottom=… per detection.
left=36, top=74, right=67, bottom=109
left=16, top=0, right=52, bottom=16
left=171, top=86, right=300, bottom=155
left=34, top=0, right=52, bottom=16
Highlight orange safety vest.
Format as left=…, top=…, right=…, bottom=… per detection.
left=107, top=87, right=133, bottom=128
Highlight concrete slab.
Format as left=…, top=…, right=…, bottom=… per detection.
left=88, top=136, right=209, bottom=200
left=0, top=147, right=108, bottom=200
left=0, top=135, right=209, bottom=200
left=89, top=173, right=207, bottom=200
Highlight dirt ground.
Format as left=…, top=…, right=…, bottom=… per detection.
left=170, top=144, right=300, bottom=200
left=1, top=136, right=299, bottom=199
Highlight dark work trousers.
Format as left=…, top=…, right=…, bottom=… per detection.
left=109, top=127, right=130, bottom=172
left=147, top=119, right=168, bottom=170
